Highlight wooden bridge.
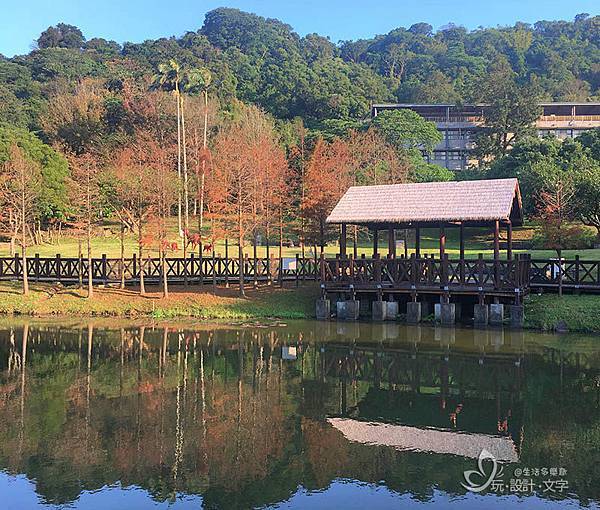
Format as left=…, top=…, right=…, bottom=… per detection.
left=319, top=254, right=532, bottom=300
left=0, top=253, right=598, bottom=294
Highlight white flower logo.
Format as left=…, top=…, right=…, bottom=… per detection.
left=461, top=449, right=504, bottom=493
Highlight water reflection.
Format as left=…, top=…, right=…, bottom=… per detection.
left=0, top=320, right=598, bottom=509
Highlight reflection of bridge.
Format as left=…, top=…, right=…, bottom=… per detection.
left=321, top=343, right=523, bottom=395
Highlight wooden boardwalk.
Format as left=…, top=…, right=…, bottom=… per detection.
left=0, top=253, right=319, bottom=286
left=0, top=253, right=599, bottom=294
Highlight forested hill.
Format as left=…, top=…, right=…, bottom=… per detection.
left=2, top=7, right=599, bottom=130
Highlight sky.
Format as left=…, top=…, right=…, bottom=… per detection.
left=1, top=0, right=598, bottom=57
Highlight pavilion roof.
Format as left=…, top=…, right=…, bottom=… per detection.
left=326, top=178, right=522, bottom=226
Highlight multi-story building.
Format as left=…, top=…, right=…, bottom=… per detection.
left=371, top=102, right=600, bottom=171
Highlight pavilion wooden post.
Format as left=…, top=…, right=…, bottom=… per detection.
left=373, top=228, right=379, bottom=257
left=493, top=220, right=500, bottom=288
left=459, top=222, right=465, bottom=284
left=340, top=223, right=347, bottom=258
left=415, top=227, right=421, bottom=258
left=493, top=220, right=500, bottom=260
left=439, top=225, right=446, bottom=259
left=388, top=227, right=396, bottom=258
left=506, top=221, right=513, bottom=260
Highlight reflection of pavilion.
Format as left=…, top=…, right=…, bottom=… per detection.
left=328, top=418, right=519, bottom=462
left=321, top=342, right=524, bottom=461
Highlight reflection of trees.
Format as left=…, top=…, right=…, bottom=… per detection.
left=0, top=324, right=598, bottom=507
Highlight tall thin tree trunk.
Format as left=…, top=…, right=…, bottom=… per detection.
left=120, top=222, right=125, bottom=289
left=78, top=239, right=83, bottom=289
left=10, top=209, right=16, bottom=257
left=181, top=93, right=190, bottom=237
left=176, top=83, right=183, bottom=238
left=139, top=221, right=145, bottom=296
left=279, top=205, right=283, bottom=260
left=199, top=89, right=208, bottom=253
left=86, top=231, right=93, bottom=298
left=162, top=248, right=169, bottom=298
left=21, top=186, right=29, bottom=296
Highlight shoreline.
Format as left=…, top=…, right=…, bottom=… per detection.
left=0, top=282, right=598, bottom=334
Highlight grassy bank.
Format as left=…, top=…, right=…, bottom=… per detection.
left=1, top=281, right=599, bottom=334
left=0, top=281, right=317, bottom=320
left=525, top=294, right=600, bottom=333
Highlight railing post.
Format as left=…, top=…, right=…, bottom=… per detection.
left=441, top=254, right=448, bottom=288
left=35, top=253, right=40, bottom=282
left=494, top=254, right=500, bottom=290
left=132, top=253, right=137, bottom=281
left=224, top=248, right=229, bottom=288
left=102, top=254, right=107, bottom=285
left=190, top=253, right=195, bottom=284
left=295, top=253, right=300, bottom=287
left=575, top=255, right=580, bottom=288
left=374, top=253, right=382, bottom=283
left=319, top=253, right=325, bottom=282
left=199, top=248, right=204, bottom=286
left=410, top=253, right=417, bottom=288
left=244, top=253, right=250, bottom=285
left=56, top=253, right=61, bottom=282
left=477, top=254, right=484, bottom=289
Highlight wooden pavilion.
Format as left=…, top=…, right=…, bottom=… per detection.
left=326, top=178, right=523, bottom=261
left=318, top=178, right=530, bottom=322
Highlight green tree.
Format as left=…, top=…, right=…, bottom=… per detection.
left=0, top=125, right=69, bottom=223
left=409, top=162, right=455, bottom=183
left=372, top=109, right=442, bottom=154
left=472, top=57, right=541, bottom=160
left=573, top=163, right=600, bottom=242
left=37, top=23, right=85, bottom=50
left=578, top=128, right=600, bottom=160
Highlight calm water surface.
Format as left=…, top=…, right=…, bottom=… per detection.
left=0, top=319, right=598, bottom=510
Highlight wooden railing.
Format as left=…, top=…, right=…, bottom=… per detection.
left=1, top=253, right=598, bottom=293
left=319, top=254, right=532, bottom=295
left=0, top=254, right=319, bottom=286
left=530, top=257, right=600, bottom=291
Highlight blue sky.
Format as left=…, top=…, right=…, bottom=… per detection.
left=2, top=0, right=598, bottom=57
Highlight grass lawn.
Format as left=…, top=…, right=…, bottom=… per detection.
left=0, top=281, right=318, bottom=320
left=525, top=293, right=600, bottom=333
left=1, top=221, right=599, bottom=260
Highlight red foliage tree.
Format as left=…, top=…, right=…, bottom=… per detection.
left=301, top=138, right=352, bottom=253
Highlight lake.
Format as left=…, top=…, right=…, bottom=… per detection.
left=0, top=319, right=598, bottom=509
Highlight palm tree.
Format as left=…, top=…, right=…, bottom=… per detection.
left=152, top=60, right=184, bottom=239
left=185, top=68, right=212, bottom=252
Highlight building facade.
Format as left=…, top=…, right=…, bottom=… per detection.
left=371, top=102, right=600, bottom=171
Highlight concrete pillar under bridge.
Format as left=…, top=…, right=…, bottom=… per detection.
left=316, top=291, right=525, bottom=328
